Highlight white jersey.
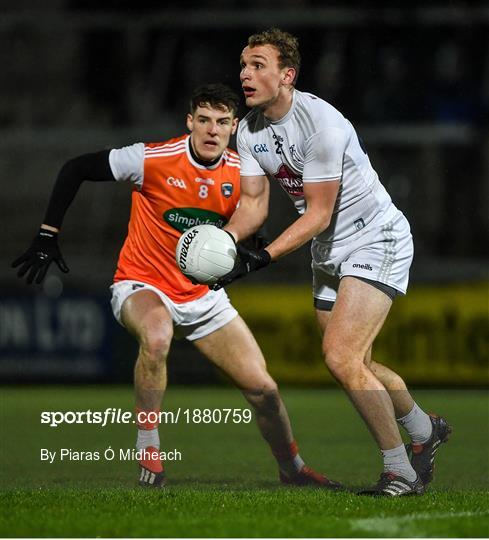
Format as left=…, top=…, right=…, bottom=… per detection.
left=238, top=89, right=401, bottom=243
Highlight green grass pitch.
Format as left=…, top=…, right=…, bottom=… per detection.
left=0, top=386, right=488, bottom=537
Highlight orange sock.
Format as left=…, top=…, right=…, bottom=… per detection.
left=271, top=440, right=299, bottom=461
left=271, top=440, right=305, bottom=476
left=135, top=407, right=160, bottom=430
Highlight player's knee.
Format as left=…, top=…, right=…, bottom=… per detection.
left=322, top=341, right=360, bottom=383
left=139, top=332, right=172, bottom=364
left=242, top=384, right=280, bottom=414
left=322, top=339, right=342, bottom=374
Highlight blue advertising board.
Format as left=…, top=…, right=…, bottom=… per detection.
left=0, top=292, right=113, bottom=381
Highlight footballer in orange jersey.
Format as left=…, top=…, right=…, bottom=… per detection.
left=13, top=84, right=341, bottom=490
left=112, top=133, right=241, bottom=303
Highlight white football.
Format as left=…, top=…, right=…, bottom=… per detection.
left=175, top=225, right=237, bottom=285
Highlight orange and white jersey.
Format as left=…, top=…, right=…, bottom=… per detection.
left=109, top=134, right=240, bottom=302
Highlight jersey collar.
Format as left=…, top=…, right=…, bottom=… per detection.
left=186, top=135, right=223, bottom=170
left=267, top=89, right=298, bottom=126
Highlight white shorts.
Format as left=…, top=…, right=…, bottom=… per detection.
left=110, top=280, right=238, bottom=341
left=312, top=210, right=414, bottom=306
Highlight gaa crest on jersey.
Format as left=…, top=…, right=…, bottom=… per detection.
left=273, top=164, right=303, bottom=196
left=221, top=183, right=233, bottom=198
left=253, top=143, right=269, bottom=153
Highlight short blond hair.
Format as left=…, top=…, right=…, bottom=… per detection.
left=248, top=28, right=301, bottom=84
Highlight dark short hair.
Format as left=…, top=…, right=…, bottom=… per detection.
left=190, top=83, right=239, bottom=116
left=248, top=28, right=301, bottom=85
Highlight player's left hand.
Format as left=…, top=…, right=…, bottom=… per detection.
left=11, top=228, right=69, bottom=285
left=212, top=244, right=271, bottom=290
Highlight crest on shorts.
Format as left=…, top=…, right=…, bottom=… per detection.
left=221, top=183, right=233, bottom=198
left=354, top=218, right=365, bottom=231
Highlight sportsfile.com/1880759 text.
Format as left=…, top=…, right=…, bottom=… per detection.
left=40, top=408, right=253, bottom=428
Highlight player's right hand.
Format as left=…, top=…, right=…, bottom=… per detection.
left=212, top=244, right=271, bottom=290
left=12, top=228, right=69, bottom=284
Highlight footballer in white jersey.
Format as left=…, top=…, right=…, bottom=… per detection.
left=218, top=28, right=451, bottom=496
left=238, top=88, right=413, bottom=301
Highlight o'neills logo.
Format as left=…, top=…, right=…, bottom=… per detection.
left=164, top=208, right=227, bottom=233
left=273, top=164, right=303, bottom=196
left=178, top=228, right=199, bottom=270
left=353, top=263, right=373, bottom=271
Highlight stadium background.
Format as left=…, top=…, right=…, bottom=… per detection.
left=0, top=1, right=488, bottom=387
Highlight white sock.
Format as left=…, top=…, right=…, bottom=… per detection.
left=136, top=428, right=160, bottom=451
left=381, top=444, right=417, bottom=481
left=397, top=402, right=433, bottom=444
left=279, top=454, right=305, bottom=477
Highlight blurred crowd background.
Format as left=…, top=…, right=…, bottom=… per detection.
left=1, top=2, right=488, bottom=384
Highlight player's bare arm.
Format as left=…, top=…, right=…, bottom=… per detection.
left=265, top=179, right=340, bottom=261
left=225, top=174, right=269, bottom=242
left=214, top=178, right=339, bottom=289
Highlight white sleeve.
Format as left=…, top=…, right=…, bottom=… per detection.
left=237, top=129, right=266, bottom=177
left=303, top=127, right=346, bottom=182
left=109, top=143, right=145, bottom=187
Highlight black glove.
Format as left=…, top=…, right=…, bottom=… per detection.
left=239, top=229, right=270, bottom=252
left=212, top=244, right=271, bottom=290
left=12, top=228, right=69, bottom=284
